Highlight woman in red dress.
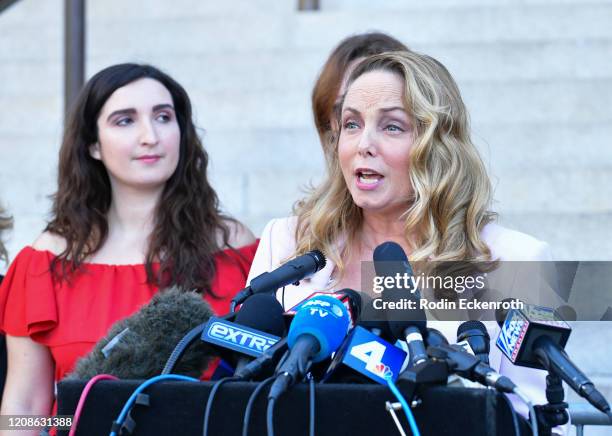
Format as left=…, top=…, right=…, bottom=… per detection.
left=0, top=64, right=257, bottom=427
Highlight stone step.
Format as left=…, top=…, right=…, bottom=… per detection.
left=498, top=212, right=612, bottom=260
left=323, top=0, right=612, bottom=10
left=293, top=5, right=612, bottom=48
left=82, top=39, right=612, bottom=95
left=6, top=3, right=611, bottom=61
left=474, top=122, right=612, bottom=169
left=493, top=166, right=612, bottom=214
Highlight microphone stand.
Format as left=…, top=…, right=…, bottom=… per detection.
left=534, top=372, right=569, bottom=436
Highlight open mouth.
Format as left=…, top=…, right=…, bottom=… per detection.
left=356, top=169, right=384, bottom=185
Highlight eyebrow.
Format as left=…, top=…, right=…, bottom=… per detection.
left=106, top=104, right=175, bottom=122
left=342, top=106, right=407, bottom=115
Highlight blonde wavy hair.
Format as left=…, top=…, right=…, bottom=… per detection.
left=294, top=51, right=496, bottom=281
left=0, top=204, right=13, bottom=264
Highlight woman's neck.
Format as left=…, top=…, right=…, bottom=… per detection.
left=87, top=185, right=163, bottom=264
left=359, top=209, right=411, bottom=255
left=107, top=185, right=162, bottom=236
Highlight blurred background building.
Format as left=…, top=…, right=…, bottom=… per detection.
left=0, top=1, right=611, bottom=433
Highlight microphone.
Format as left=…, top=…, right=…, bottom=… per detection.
left=383, top=289, right=428, bottom=367
left=231, top=294, right=287, bottom=374
left=68, top=287, right=215, bottom=379
left=233, top=338, right=289, bottom=381
left=373, top=242, right=428, bottom=367
left=373, top=241, right=419, bottom=296
left=425, top=328, right=449, bottom=348
left=232, top=250, right=326, bottom=308
left=269, top=295, right=350, bottom=400
left=201, top=294, right=285, bottom=371
left=284, top=288, right=362, bottom=329
left=427, top=343, right=518, bottom=393
left=457, top=320, right=490, bottom=365
left=496, top=303, right=612, bottom=416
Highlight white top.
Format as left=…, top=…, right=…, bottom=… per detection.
left=247, top=217, right=566, bottom=433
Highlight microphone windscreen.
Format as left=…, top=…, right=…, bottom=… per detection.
left=457, top=320, right=489, bottom=339
left=373, top=242, right=413, bottom=278
left=287, top=295, right=350, bottom=362
left=235, top=293, right=286, bottom=337
left=426, top=328, right=450, bottom=347
left=67, top=287, right=215, bottom=380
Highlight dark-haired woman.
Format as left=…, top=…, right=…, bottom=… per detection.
left=0, top=64, right=257, bottom=424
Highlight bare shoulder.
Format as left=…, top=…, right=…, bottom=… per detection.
left=31, top=231, right=67, bottom=255
left=220, top=219, right=256, bottom=249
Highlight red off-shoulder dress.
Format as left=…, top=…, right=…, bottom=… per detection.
left=0, top=242, right=258, bottom=382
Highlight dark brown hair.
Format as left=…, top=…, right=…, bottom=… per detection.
left=311, top=32, right=408, bottom=150
left=0, top=204, right=12, bottom=264
left=46, top=63, right=233, bottom=295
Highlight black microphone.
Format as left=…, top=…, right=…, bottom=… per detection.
left=427, top=343, right=518, bottom=393
left=373, top=241, right=419, bottom=296
left=234, top=338, right=289, bottom=381
left=67, top=287, right=215, bottom=379
left=457, top=320, right=490, bottom=365
left=231, top=250, right=326, bottom=308
left=384, top=289, right=428, bottom=367
left=231, top=294, right=287, bottom=374
left=496, top=303, right=612, bottom=417
left=425, top=328, right=449, bottom=348
left=374, top=242, right=428, bottom=367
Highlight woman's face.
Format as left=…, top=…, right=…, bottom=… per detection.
left=91, top=78, right=181, bottom=192
left=338, top=69, right=414, bottom=216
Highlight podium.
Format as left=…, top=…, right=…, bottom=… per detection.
left=58, top=380, right=523, bottom=435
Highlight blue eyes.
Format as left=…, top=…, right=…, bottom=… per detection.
left=385, top=124, right=404, bottom=132
left=342, top=120, right=404, bottom=133
left=343, top=120, right=359, bottom=130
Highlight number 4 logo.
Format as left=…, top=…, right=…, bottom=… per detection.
left=350, top=341, right=388, bottom=376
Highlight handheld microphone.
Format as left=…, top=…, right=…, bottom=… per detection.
left=269, top=295, right=350, bottom=400
left=201, top=294, right=285, bottom=369
left=496, top=303, right=612, bottom=416
left=68, top=287, right=215, bottom=379
left=373, top=241, right=420, bottom=297
left=232, top=250, right=326, bottom=308
left=457, top=320, right=490, bottom=365
left=383, top=289, right=428, bottom=367
left=373, top=242, right=428, bottom=367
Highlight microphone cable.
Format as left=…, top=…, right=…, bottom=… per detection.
left=384, top=373, right=421, bottom=436
left=242, top=377, right=275, bottom=436
left=69, top=374, right=119, bottom=436
left=308, top=376, right=315, bottom=436
left=266, top=395, right=276, bottom=436
left=110, top=374, right=199, bottom=436
left=499, top=392, right=522, bottom=436
left=511, top=386, right=539, bottom=436
left=203, top=376, right=241, bottom=436
left=161, top=321, right=208, bottom=374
